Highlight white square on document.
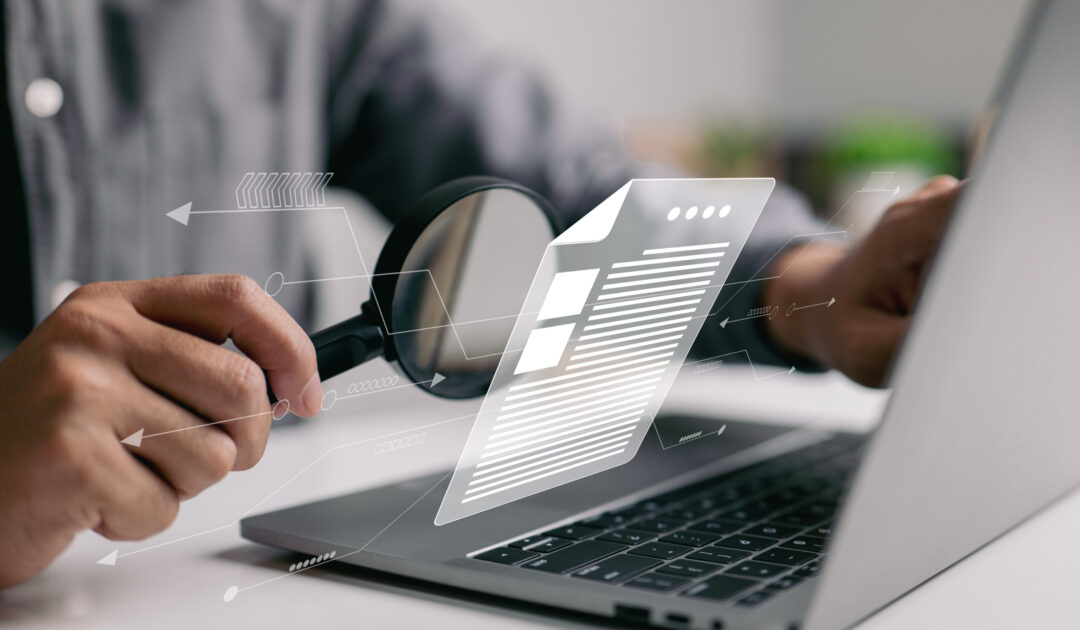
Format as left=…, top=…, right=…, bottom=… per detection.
left=513, top=323, right=576, bottom=375
left=536, top=268, right=600, bottom=321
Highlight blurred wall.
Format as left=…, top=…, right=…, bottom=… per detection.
left=437, top=0, right=1030, bottom=134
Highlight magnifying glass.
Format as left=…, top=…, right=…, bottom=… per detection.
left=273, top=176, right=562, bottom=404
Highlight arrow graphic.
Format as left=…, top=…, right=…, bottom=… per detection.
left=683, top=349, right=795, bottom=381
left=650, top=420, right=729, bottom=450
left=120, top=429, right=144, bottom=447
left=120, top=374, right=444, bottom=447
left=786, top=297, right=836, bottom=316
left=166, top=202, right=192, bottom=225
left=719, top=309, right=776, bottom=328
left=165, top=201, right=346, bottom=226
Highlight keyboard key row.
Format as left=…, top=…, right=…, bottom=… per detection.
left=659, top=531, right=720, bottom=547
left=754, top=547, right=817, bottom=566
left=573, top=554, right=658, bottom=583
left=629, top=542, right=691, bottom=560
left=685, top=547, right=750, bottom=564
left=543, top=525, right=601, bottom=540
left=597, top=529, right=656, bottom=545
left=523, top=541, right=626, bottom=573
left=725, top=560, right=787, bottom=579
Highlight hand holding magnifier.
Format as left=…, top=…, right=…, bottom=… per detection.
left=269, top=177, right=561, bottom=407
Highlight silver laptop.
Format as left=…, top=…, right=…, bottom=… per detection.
left=241, top=2, right=1080, bottom=627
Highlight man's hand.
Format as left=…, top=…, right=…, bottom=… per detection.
left=764, top=176, right=964, bottom=387
left=0, top=275, right=322, bottom=587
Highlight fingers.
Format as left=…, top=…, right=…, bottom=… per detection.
left=911, top=174, right=959, bottom=199
left=883, top=177, right=967, bottom=262
left=125, top=318, right=272, bottom=470
left=91, top=436, right=180, bottom=541
left=841, top=313, right=909, bottom=388
left=118, top=275, right=322, bottom=416
left=114, top=372, right=250, bottom=498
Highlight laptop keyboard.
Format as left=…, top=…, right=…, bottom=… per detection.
left=471, top=434, right=864, bottom=608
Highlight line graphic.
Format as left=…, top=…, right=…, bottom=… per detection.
left=224, top=471, right=453, bottom=601
left=786, top=297, right=837, bottom=315
left=98, top=413, right=474, bottom=567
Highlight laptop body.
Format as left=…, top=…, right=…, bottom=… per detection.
left=242, top=1, right=1080, bottom=628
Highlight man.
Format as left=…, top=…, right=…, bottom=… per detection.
left=0, top=0, right=962, bottom=588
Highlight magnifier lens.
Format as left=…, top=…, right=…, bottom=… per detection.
left=389, top=188, right=556, bottom=398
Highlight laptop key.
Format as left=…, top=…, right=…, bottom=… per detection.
left=522, top=541, right=626, bottom=574
left=529, top=537, right=573, bottom=553
left=725, top=560, right=787, bottom=579
left=543, top=525, right=601, bottom=541
left=475, top=547, right=540, bottom=565
left=796, top=502, right=836, bottom=519
left=719, top=505, right=773, bottom=522
left=682, top=575, right=758, bottom=601
left=597, top=528, right=657, bottom=545
left=780, top=536, right=827, bottom=552
left=686, top=548, right=751, bottom=565
left=714, top=534, right=777, bottom=552
left=655, top=559, right=718, bottom=579
left=707, top=488, right=744, bottom=504
left=663, top=508, right=709, bottom=521
left=759, top=488, right=811, bottom=509
left=686, top=519, right=743, bottom=535
left=808, top=523, right=833, bottom=538
left=686, top=497, right=720, bottom=511
left=793, top=561, right=821, bottom=578
left=660, top=531, right=720, bottom=547
left=629, top=542, right=692, bottom=560
left=626, top=572, right=690, bottom=592
left=742, top=523, right=801, bottom=539
left=573, top=554, right=659, bottom=583
left=509, top=536, right=547, bottom=549
left=774, top=512, right=819, bottom=526
left=633, top=517, right=685, bottom=533
left=766, top=575, right=804, bottom=591
left=754, top=548, right=817, bottom=566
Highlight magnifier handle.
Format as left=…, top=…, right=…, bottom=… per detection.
left=266, top=312, right=385, bottom=405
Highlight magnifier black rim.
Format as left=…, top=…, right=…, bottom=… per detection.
left=369, top=176, right=563, bottom=396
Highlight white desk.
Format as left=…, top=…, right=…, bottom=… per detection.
left=2, top=365, right=1077, bottom=629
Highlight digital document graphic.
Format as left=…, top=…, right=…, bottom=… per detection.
left=435, top=178, right=775, bottom=525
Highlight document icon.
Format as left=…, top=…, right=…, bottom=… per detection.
left=435, top=178, right=774, bottom=525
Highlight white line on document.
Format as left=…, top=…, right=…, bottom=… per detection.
left=606, top=262, right=721, bottom=279
left=612, top=252, right=726, bottom=269
left=601, top=271, right=715, bottom=290
left=642, top=242, right=730, bottom=256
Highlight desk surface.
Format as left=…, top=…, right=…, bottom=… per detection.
left=2, top=364, right=1077, bottom=629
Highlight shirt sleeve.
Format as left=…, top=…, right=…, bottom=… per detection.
left=322, top=0, right=828, bottom=369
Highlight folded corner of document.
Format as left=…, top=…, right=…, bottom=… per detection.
left=434, top=178, right=775, bottom=526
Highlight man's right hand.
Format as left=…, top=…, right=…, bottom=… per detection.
left=0, top=274, right=323, bottom=588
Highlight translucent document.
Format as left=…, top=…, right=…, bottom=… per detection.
left=435, top=179, right=774, bottom=525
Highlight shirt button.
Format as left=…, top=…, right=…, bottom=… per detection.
left=50, top=280, right=81, bottom=310
left=24, top=77, right=64, bottom=118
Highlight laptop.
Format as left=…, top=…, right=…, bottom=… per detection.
left=241, top=2, right=1080, bottom=627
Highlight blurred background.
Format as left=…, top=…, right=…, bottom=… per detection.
left=316, top=0, right=1031, bottom=403
left=314, top=0, right=1032, bottom=408
left=438, top=0, right=1029, bottom=233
